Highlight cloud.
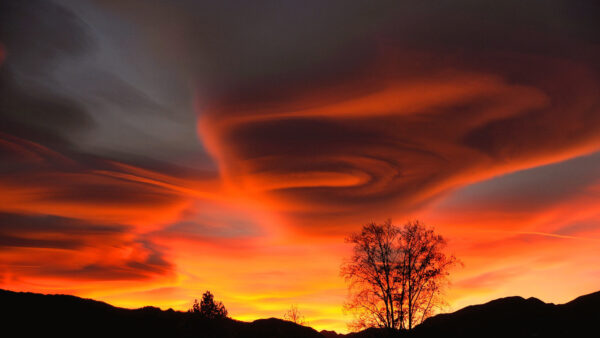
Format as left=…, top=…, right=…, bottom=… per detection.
left=553, top=221, right=600, bottom=237
left=432, top=151, right=600, bottom=213
left=198, top=51, right=600, bottom=231
left=0, top=141, right=190, bottom=228
left=0, top=0, right=93, bottom=149
left=0, top=0, right=209, bottom=169
left=0, top=0, right=89, bottom=75
left=39, top=0, right=598, bottom=232
left=455, top=266, right=527, bottom=291
left=1, top=0, right=600, bottom=332
left=0, top=212, right=173, bottom=281
left=0, top=212, right=127, bottom=249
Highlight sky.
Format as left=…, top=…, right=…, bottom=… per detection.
left=1, top=0, right=600, bottom=332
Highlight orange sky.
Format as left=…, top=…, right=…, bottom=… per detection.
left=3, top=75, right=600, bottom=331
left=2, top=0, right=600, bottom=333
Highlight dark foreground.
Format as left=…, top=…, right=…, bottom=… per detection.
left=1, top=289, right=599, bottom=338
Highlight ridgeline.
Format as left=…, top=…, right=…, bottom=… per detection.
left=1, top=288, right=598, bottom=338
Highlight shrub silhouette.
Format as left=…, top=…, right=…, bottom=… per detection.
left=189, top=291, right=228, bottom=319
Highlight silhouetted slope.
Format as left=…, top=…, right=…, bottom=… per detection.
left=414, top=291, right=600, bottom=337
left=0, top=289, right=321, bottom=338
left=321, top=327, right=406, bottom=338
left=2, top=289, right=599, bottom=338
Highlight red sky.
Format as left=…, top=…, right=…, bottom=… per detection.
left=1, top=0, right=600, bottom=333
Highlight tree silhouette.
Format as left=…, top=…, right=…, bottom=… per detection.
left=190, top=299, right=201, bottom=313
left=189, top=291, right=228, bottom=319
left=283, top=304, right=307, bottom=325
left=341, top=220, right=459, bottom=331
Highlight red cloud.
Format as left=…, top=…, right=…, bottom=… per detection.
left=197, top=48, right=600, bottom=234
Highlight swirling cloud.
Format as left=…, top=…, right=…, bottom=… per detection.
left=198, top=48, right=600, bottom=231
left=1, top=0, right=600, bottom=333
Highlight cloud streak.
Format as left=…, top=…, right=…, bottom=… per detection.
left=1, top=0, right=600, bottom=333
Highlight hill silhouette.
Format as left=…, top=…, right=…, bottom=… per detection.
left=412, top=291, right=600, bottom=338
left=1, top=289, right=599, bottom=337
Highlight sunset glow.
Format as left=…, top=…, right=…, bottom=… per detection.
left=1, top=1, right=600, bottom=333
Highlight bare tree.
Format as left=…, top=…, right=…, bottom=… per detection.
left=283, top=304, right=307, bottom=325
left=189, top=291, right=228, bottom=319
left=397, top=221, right=458, bottom=329
left=341, top=220, right=459, bottom=331
left=341, top=221, right=401, bottom=330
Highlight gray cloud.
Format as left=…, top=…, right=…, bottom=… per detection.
left=1, top=0, right=211, bottom=170
left=0, top=212, right=127, bottom=249
left=2, top=0, right=600, bottom=244
left=438, top=151, right=600, bottom=212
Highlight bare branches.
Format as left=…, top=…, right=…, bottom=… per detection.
left=341, top=220, right=460, bottom=331
left=283, top=304, right=307, bottom=325
left=341, top=220, right=402, bottom=330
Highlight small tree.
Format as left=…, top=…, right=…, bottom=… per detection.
left=190, top=299, right=201, bottom=313
left=189, top=291, right=228, bottom=319
left=283, top=304, right=307, bottom=325
left=341, top=220, right=459, bottom=331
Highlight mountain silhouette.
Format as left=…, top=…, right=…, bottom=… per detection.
left=1, top=289, right=598, bottom=337
left=413, top=291, right=600, bottom=338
